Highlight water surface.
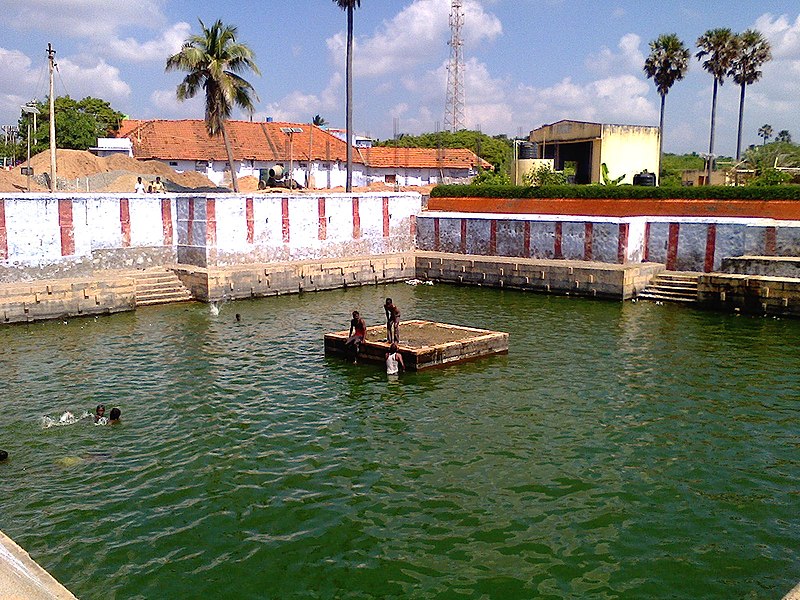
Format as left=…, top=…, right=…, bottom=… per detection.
left=1, top=284, right=798, bottom=599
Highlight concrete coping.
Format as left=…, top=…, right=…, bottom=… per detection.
left=0, top=531, right=77, bottom=599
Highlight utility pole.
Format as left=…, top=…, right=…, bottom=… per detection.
left=444, top=0, right=465, bottom=133
left=48, top=43, right=57, bottom=193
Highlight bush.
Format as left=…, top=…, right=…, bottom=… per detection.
left=750, top=168, right=792, bottom=187
left=430, top=184, right=800, bottom=200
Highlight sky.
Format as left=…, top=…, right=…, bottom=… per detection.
left=1, top=0, right=799, bottom=155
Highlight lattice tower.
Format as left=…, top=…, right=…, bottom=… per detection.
left=444, top=0, right=465, bottom=133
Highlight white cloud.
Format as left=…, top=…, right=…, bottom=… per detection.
left=2, top=0, right=167, bottom=40
left=107, top=22, right=191, bottom=62
left=0, top=47, right=130, bottom=123
left=253, top=74, right=342, bottom=124
left=327, top=0, right=502, bottom=77
left=754, top=13, right=800, bottom=59
left=150, top=88, right=203, bottom=118
left=56, top=57, right=131, bottom=101
left=587, top=33, right=644, bottom=76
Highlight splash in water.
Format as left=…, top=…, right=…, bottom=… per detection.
left=41, top=411, right=92, bottom=429
left=209, top=302, right=220, bottom=316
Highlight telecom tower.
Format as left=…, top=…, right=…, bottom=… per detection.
left=444, top=0, right=465, bottom=133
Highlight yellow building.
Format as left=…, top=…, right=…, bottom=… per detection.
left=528, top=120, right=660, bottom=185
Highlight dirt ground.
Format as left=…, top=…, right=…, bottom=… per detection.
left=361, top=321, right=490, bottom=349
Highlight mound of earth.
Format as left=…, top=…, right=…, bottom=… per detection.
left=23, top=149, right=218, bottom=192
left=0, top=169, right=47, bottom=192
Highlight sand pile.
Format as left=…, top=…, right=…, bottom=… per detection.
left=30, top=149, right=110, bottom=179
left=0, top=169, right=47, bottom=192
left=22, top=149, right=217, bottom=192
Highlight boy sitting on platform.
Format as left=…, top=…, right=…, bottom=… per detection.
left=345, top=310, right=366, bottom=363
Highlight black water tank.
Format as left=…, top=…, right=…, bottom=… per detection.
left=633, top=171, right=656, bottom=186
left=518, top=143, right=537, bottom=159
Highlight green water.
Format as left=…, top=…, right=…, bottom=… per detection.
left=1, top=284, right=798, bottom=599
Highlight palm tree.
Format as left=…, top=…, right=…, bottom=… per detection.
left=333, top=0, right=361, bottom=192
left=312, top=114, right=328, bottom=127
left=166, top=19, right=260, bottom=193
left=696, top=28, right=738, bottom=184
left=758, top=124, right=773, bottom=145
left=644, top=33, right=690, bottom=185
left=776, top=129, right=792, bottom=143
left=730, top=29, right=772, bottom=161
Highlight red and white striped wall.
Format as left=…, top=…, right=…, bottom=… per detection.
left=417, top=213, right=800, bottom=273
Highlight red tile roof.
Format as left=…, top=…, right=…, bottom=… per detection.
left=117, top=119, right=490, bottom=170
left=358, top=146, right=491, bottom=170
left=117, top=119, right=350, bottom=162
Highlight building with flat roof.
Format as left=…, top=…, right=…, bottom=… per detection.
left=529, top=120, right=660, bottom=185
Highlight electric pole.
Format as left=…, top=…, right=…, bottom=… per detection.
left=48, top=43, right=57, bottom=193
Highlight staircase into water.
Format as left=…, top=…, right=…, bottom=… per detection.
left=133, top=269, right=193, bottom=306
left=638, top=272, right=700, bottom=304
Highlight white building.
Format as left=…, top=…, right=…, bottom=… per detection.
left=116, top=119, right=489, bottom=189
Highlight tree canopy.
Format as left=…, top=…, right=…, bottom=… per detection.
left=375, top=130, right=513, bottom=172
left=18, top=95, right=125, bottom=154
left=166, top=18, right=260, bottom=192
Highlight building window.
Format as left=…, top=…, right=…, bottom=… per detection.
left=385, top=174, right=396, bottom=184
left=169, top=161, right=178, bottom=167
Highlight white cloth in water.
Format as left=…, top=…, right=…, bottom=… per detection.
left=386, top=352, right=401, bottom=375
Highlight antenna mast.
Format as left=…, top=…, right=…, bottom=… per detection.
left=444, top=0, right=465, bottom=133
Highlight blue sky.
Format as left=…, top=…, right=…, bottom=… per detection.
left=1, top=0, right=799, bottom=155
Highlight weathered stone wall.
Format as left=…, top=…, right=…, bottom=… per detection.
left=176, top=254, right=415, bottom=302
left=0, top=192, right=421, bottom=281
left=417, top=213, right=800, bottom=273
left=415, top=251, right=662, bottom=300
left=698, top=273, right=800, bottom=317
left=0, top=274, right=135, bottom=324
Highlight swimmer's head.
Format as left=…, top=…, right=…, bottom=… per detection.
left=96, top=404, right=105, bottom=415
left=109, top=407, right=121, bottom=421
left=0, top=450, right=8, bottom=462
left=390, top=343, right=398, bottom=353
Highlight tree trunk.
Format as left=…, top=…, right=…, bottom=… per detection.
left=658, top=93, right=666, bottom=186
left=706, top=78, right=719, bottom=186
left=735, top=83, right=746, bottom=162
left=345, top=4, right=354, bottom=193
left=220, top=120, right=239, bottom=193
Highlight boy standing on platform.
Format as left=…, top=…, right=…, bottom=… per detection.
left=384, top=298, right=400, bottom=343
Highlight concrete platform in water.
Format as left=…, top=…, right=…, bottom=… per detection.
left=324, top=319, right=509, bottom=370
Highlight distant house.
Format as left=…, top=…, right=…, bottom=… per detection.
left=115, top=119, right=488, bottom=189
left=90, top=137, right=133, bottom=158
left=528, top=120, right=660, bottom=185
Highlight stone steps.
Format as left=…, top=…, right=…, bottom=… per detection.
left=133, top=270, right=193, bottom=306
left=639, top=272, right=699, bottom=303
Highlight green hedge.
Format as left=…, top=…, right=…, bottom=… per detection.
left=430, top=184, right=800, bottom=200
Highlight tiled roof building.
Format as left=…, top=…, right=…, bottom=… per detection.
left=116, top=119, right=490, bottom=189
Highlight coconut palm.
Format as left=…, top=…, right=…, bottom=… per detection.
left=730, top=29, right=772, bottom=161
left=312, top=114, right=328, bottom=127
left=333, top=0, right=361, bottom=192
left=166, top=19, right=260, bottom=193
left=696, top=28, right=738, bottom=184
left=776, top=129, right=792, bottom=143
left=758, top=124, right=773, bottom=145
left=644, top=33, right=690, bottom=185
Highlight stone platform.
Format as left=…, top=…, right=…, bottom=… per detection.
left=324, top=319, right=509, bottom=370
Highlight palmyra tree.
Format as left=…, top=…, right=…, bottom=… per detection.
left=166, top=19, right=260, bottom=193
left=696, top=28, right=738, bottom=184
left=730, top=29, right=772, bottom=161
left=644, top=33, right=690, bottom=184
left=333, top=0, right=361, bottom=193
left=758, top=124, right=773, bottom=145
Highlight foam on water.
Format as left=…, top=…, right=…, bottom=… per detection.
left=40, top=411, right=92, bottom=429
